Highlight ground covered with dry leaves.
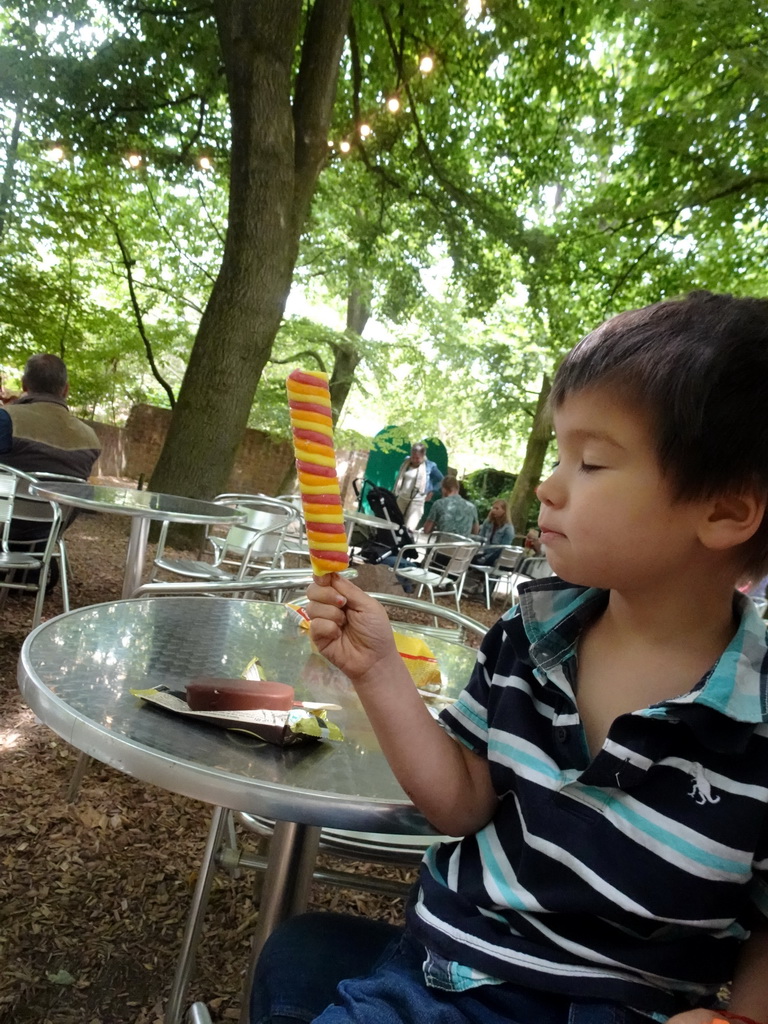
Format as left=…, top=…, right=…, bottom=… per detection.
left=0, top=509, right=501, bottom=1024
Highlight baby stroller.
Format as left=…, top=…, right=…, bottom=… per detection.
left=352, top=479, right=414, bottom=563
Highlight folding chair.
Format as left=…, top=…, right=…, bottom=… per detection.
left=150, top=494, right=298, bottom=583
left=391, top=536, right=481, bottom=609
left=0, top=464, right=68, bottom=627
left=470, top=544, right=526, bottom=608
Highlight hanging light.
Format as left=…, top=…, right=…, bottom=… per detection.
left=339, top=140, right=351, bottom=153
left=419, top=54, right=434, bottom=73
left=198, top=155, right=212, bottom=170
left=386, top=96, right=401, bottom=113
left=358, top=123, right=372, bottom=138
left=48, top=145, right=65, bottom=161
left=126, top=153, right=142, bottom=169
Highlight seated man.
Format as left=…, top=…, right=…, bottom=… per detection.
left=422, top=476, right=480, bottom=575
left=423, top=476, right=479, bottom=539
left=0, top=354, right=101, bottom=586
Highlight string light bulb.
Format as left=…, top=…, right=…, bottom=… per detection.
left=358, top=123, right=372, bottom=138
left=198, top=155, right=212, bottom=170
left=126, top=153, right=142, bottom=168
left=419, top=54, right=434, bottom=73
left=339, top=140, right=351, bottom=153
left=386, top=96, right=401, bottom=113
left=49, top=145, right=65, bottom=161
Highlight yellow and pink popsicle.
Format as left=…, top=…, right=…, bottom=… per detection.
left=286, top=369, right=350, bottom=575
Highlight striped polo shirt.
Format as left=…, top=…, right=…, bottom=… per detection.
left=408, top=578, right=768, bottom=1020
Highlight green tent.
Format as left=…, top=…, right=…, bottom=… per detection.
left=357, top=427, right=448, bottom=523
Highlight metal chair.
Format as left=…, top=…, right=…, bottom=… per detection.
left=150, top=494, right=299, bottom=583
left=186, top=1005, right=212, bottom=1024
left=274, top=493, right=314, bottom=566
left=131, top=566, right=358, bottom=603
left=391, top=536, right=481, bottom=609
left=0, top=464, right=69, bottom=627
left=470, top=544, right=526, bottom=608
left=490, top=555, right=555, bottom=608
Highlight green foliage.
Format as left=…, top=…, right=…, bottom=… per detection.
left=1, top=0, right=767, bottom=490
left=462, top=467, right=518, bottom=521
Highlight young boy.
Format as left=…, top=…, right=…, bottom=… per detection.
left=251, top=291, right=768, bottom=1024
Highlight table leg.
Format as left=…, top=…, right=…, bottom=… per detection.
left=166, top=805, right=229, bottom=1024
left=238, top=820, right=321, bottom=1024
left=122, top=515, right=150, bottom=598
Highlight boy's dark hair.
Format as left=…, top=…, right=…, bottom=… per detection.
left=550, top=290, right=768, bottom=577
left=23, top=354, right=68, bottom=395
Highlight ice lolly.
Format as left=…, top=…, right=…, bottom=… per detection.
left=286, top=369, right=350, bottom=575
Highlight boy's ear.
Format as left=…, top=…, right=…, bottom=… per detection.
left=698, top=491, right=766, bottom=553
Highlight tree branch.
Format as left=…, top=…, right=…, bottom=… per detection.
left=145, top=178, right=217, bottom=283
left=292, top=0, right=352, bottom=231
left=107, top=216, right=177, bottom=408
left=269, top=350, right=327, bottom=370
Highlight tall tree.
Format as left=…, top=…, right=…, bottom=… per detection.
left=150, top=1, right=351, bottom=497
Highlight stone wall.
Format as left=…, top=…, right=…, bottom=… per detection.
left=89, top=405, right=371, bottom=505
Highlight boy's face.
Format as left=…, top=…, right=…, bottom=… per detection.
left=537, top=388, right=710, bottom=591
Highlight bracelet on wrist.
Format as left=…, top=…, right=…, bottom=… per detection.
left=715, top=1010, right=767, bottom=1024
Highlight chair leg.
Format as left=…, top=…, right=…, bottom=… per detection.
left=31, top=564, right=50, bottom=629
left=58, top=541, right=70, bottom=613
left=166, top=806, right=230, bottom=1024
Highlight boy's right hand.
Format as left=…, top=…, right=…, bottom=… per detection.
left=307, top=575, right=399, bottom=684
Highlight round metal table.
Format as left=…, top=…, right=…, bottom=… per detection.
left=18, top=597, right=478, bottom=1022
left=29, top=482, right=246, bottom=598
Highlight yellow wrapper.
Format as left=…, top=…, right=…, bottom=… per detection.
left=393, top=631, right=442, bottom=691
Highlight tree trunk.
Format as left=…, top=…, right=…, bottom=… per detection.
left=0, top=101, right=24, bottom=244
left=507, top=375, right=553, bottom=535
left=149, top=0, right=351, bottom=500
left=329, top=286, right=369, bottom=422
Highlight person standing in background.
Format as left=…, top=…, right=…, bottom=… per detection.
left=392, top=442, right=443, bottom=533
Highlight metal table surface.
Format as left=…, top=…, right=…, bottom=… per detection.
left=18, top=596, right=478, bottom=1022
left=29, top=482, right=245, bottom=599
left=18, top=596, right=476, bottom=829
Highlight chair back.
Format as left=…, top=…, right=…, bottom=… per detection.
left=518, top=555, right=553, bottom=579
left=428, top=540, right=479, bottom=577
left=214, top=496, right=299, bottom=571
left=494, top=545, right=525, bottom=570
left=0, top=473, right=16, bottom=547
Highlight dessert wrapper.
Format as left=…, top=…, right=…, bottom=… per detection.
left=130, top=686, right=344, bottom=746
left=392, top=631, right=442, bottom=691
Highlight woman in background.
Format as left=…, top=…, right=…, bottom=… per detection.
left=473, top=499, right=515, bottom=566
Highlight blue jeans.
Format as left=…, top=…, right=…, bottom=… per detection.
left=250, top=914, right=650, bottom=1024
left=378, top=554, right=420, bottom=593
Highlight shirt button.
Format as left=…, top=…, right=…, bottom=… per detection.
left=556, top=727, right=568, bottom=742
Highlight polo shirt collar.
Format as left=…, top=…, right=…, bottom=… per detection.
left=516, top=578, right=768, bottom=745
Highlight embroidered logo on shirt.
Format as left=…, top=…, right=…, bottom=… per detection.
left=688, top=764, right=721, bottom=805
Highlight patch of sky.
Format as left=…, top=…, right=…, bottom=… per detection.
left=487, top=54, right=509, bottom=80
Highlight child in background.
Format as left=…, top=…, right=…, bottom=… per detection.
left=251, top=291, right=768, bottom=1024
